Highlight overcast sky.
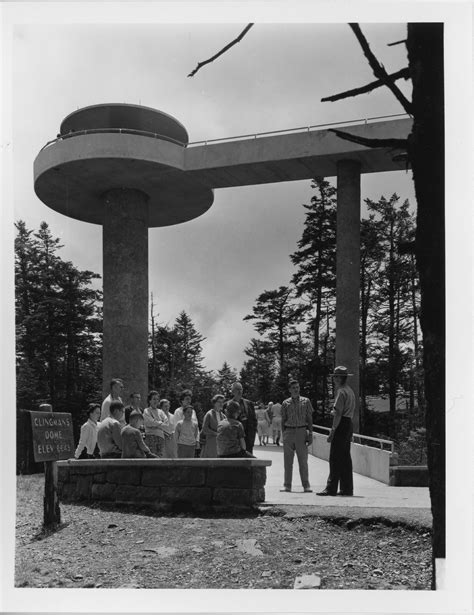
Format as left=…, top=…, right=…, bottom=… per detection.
left=12, top=21, right=415, bottom=372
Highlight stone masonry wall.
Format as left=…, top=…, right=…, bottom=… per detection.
left=57, top=459, right=270, bottom=513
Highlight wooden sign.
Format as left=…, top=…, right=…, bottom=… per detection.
left=30, top=411, right=74, bottom=462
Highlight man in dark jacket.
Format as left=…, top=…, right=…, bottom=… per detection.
left=225, top=382, right=257, bottom=454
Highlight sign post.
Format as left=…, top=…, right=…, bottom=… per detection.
left=30, top=405, right=75, bottom=528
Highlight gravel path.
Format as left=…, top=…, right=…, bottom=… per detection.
left=16, top=475, right=432, bottom=590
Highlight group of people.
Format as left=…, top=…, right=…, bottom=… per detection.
left=74, top=381, right=259, bottom=461
left=255, top=401, right=283, bottom=446
left=74, top=366, right=356, bottom=497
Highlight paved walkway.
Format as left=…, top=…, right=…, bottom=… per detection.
left=253, top=444, right=431, bottom=510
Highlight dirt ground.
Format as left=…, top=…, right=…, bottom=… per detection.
left=15, top=474, right=432, bottom=590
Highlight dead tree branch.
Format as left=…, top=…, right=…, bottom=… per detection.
left=349, top=23, right=413, bottom=114
left=321, top=67, right=409, bottom=102
left=329, top=128, right=408, bottom=150
left=388, top=39, right=407, bottom=47
left=188, top=23, right=254, bottom=77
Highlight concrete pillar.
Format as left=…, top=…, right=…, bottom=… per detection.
left=102, top=188, right=149, bottom=402
left=336, top=160, right=361, bottom=433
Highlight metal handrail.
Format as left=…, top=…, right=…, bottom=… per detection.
left=38, top=112, right=411, bottom=154
left=39, top=127, right=187, bottom=152
left=313, top=423, right=394, bottom=453
left=187, top=112, right=411, bottom=146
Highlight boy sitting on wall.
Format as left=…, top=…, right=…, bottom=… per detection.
left=217, top=401, right=256, bottom=458
left=121, top=411, right=158, bottom=458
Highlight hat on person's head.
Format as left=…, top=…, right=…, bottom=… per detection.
left=330, top=366, right=354, bottom=377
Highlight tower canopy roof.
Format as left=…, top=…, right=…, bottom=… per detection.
left=60, top=103, right=189, bottom=145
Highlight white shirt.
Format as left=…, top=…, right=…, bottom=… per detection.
left=174, top=406, right=198, bottom=424
left=74, top=418, right=98, bottom=457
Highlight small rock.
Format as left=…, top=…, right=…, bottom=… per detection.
left=372, top=569, right=383, bottom=576
left=73, top=574, right=84, bottom=580
left=192, top=547, right=204, bottom=554
left=235, top=539, right=263, bottom=556
left=231, top=568, right=239, bottom=574
left=294, top=574, right=321, bottom=589
left=107, top=524, right=117, bottom=529
left=261, top=571, right=272, bottom=577
left=136, top=540, right=144, bottom=544
left=156, top=546, right=178, bottom=557
left=293, top=558, right=302, bottom=564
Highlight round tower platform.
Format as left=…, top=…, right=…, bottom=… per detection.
left=33, top=103, right=215, bottom=400
left=34, top=104, right=214, bottom=227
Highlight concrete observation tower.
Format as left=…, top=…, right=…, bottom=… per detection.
left=34, top=103, right=411, bottom=429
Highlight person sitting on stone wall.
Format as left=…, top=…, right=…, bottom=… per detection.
left=121, top=411, right=158, bottom=458
left=97, top=400, right=124, bottom=458
left=217, top=401, right=256, bottom=458
left=74, top=402, right=101, bottom=459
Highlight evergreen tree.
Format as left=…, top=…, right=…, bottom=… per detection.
left=15, top=220, right=102, bottom=426
left=239, top=338, right=276, bottom=402
left=364, top=195, right=416, bottom=436
left=244, top=285, right=306, bottom=383
left=359, top=214, right=385, bottom=432
left=173, top=311, right=206, bottom=385
left=290, top=178, right=337, bottom=403
left=215, top=361, right=238, bottom=398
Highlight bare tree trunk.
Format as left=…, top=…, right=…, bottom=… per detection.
left=407, top=22, right=445, bottom=587
left=150, top=293, right=157, bottom=388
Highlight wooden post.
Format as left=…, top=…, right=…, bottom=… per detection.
left=40, top=403, right=61, bottom=528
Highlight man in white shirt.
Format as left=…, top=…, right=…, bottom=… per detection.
left=101, top=378, right=124, bottom=423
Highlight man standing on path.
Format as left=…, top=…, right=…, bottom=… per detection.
left=317, top=366, right=355, bottom=497
left=101, top=378, right=124, bottom=423
left=226, top=382, right=257, bottom=454
left=280, top=380, right=314, bottom=493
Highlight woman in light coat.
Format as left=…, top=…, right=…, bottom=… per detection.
left=200, top=394, right=226, bottom=458
left=143, top=390, right=168, bottom=457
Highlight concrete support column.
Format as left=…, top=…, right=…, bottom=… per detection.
left=336, top=160, right=361, bottom=433
left=102, top=188, right=149, bottom=401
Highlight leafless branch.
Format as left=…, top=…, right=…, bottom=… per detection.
left=329, top=128, right=408, bottom=150
left=349, top=23, right=413, bottom=114
left=188, top=23, right=254, bottom=77
left=388, top=39, right=407, bottom=47
left=321, top=67, right=409, bottom=102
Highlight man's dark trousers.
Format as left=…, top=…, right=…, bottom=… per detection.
left=326, top=417, right=353, bottom=494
